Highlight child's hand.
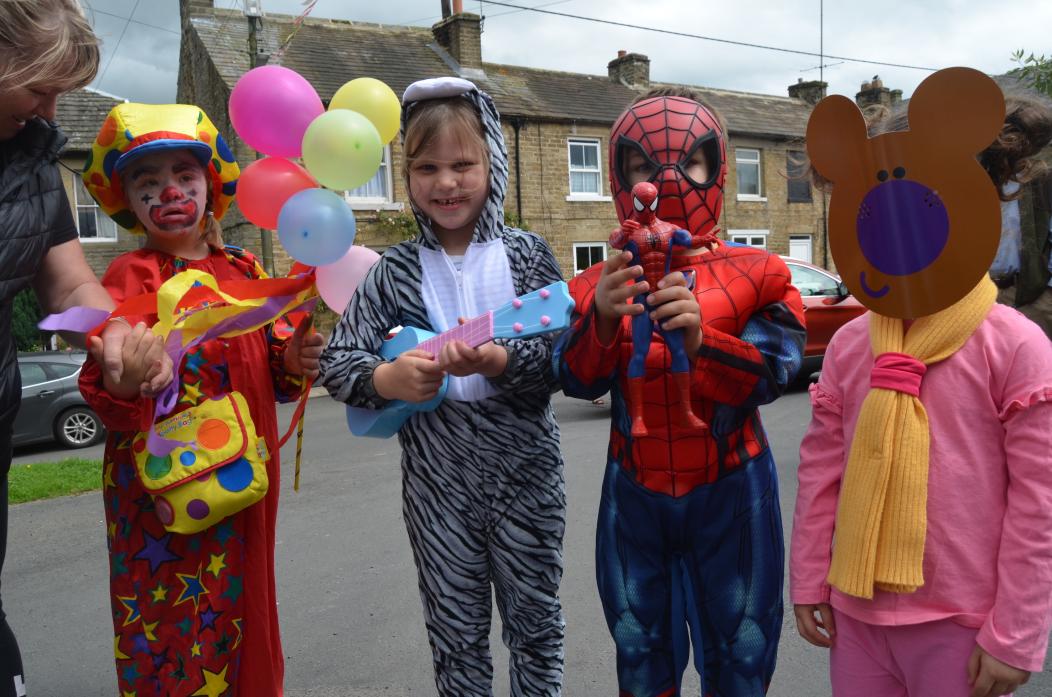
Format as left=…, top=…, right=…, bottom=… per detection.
left=284, top=317, right=324, bottom=380
left=967, top=645, right=1029, bottom=697
left=373, top=349, right=446, bottom=403
left=647, top=270, right=701, bottom=355
left=438, top=339, right=508, bottom=378
left=91, top=322, right=168, bottom=400
left=793, top=603, right=836, bottom=648
left=595, top=250, right=647, bottom=343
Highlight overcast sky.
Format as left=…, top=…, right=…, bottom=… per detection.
left=83, top=0, right=1050, bottom=105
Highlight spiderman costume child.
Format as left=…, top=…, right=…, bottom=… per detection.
left=555, top=91, right=806, bottom=697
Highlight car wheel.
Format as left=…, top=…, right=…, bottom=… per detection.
left=54, top=407, right=103, bottom=449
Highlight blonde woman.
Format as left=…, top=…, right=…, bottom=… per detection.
left=0, top=2, right=170, bottom=695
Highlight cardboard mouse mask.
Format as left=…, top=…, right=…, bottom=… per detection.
left=806, top=67, right=1005, bottom=318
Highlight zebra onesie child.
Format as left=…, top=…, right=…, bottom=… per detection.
left=320, top=77, right=566, bottom=696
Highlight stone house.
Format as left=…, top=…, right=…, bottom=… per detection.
left=176, top=0, right=834, bottom=278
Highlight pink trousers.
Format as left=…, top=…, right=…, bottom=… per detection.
left=830, top=610, right=1013, bottom=697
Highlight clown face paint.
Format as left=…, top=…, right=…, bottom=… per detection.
left=122, top=150, right=209, bottom=247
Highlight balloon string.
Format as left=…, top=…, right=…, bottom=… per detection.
left=272, top=0, right=319, bottom=65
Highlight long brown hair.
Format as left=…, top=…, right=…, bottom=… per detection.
left=402, top=97, right=489, bottom=206
left=0, top=0, right=100, bottom=92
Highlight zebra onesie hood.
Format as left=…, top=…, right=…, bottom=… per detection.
left=319, top=77, right=566, bottom=696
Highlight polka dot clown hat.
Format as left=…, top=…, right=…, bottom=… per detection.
left=82, top=103, right=240, bottom=234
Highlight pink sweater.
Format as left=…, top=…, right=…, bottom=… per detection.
left=789, top=304, right=1052, bottom=671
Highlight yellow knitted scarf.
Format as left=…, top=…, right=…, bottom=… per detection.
left=827, top=277, right=997, bottom=599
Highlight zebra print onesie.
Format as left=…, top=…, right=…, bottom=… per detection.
left=320, top=79, right=566, bottom=696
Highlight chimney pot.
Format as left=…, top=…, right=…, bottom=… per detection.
left=452, top=0, right=463, bottom=13
left=617, top=49, right=627, bottom=58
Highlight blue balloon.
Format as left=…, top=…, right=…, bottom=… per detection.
left=276, top=188, right=357, bottom=267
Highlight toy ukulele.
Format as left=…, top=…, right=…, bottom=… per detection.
left=346, top=281, right=574, bottom=438
left=609, top=181, right=706, bottom=437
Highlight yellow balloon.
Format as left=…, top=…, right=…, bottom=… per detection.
left=329, top=77, right=401, bottom=144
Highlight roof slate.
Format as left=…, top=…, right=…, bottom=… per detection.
left=55, top=87, right=125, bottom=152
left=190, top=8, right=812, bottom=138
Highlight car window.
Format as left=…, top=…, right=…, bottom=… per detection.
left=45, top=362, right=81, bottom=379
left=18, top=363, right=47, bottom=387
left=788, top=264, right=841, bottom=296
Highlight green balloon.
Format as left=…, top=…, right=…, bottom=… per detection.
left=301, top=110, right=383, bottom=190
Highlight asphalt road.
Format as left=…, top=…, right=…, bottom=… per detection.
left=8, top=389, right=1052, bottom=696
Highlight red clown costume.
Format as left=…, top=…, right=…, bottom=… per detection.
left=78, top=103, right=304, bottom=697
left=555, top=95, right=806, bottom=696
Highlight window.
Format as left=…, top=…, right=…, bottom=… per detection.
left=729, top=230, right=768, bottom=249
left=786, top=150, right=812, bottom=203
left=786, top=262, right=841, bottom=297
left=73, top=176, right=118, bottom=241
left=17, top=362, right=47, bottom=388
left=45, top=362, right=81, bottom=379
left=573, top=242, right=607, bottom=274
left=567, top=139, right=602, bottom=196
left=347, top=146, right=392, bottom=205
left=736, top=147, right=762, bottom=198
left=789, top=234, right=813, bottom=263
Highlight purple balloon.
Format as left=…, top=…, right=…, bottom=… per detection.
left=229, top=66, right=324, bottom=158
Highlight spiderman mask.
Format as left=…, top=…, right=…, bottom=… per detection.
left=610, top=96, right=727, bottom=246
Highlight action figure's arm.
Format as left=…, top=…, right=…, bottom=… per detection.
left=609, top=218, right=640, bottom=249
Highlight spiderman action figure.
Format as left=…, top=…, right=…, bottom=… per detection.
left=555, top=92, right=806, bottom=696
left=609, top=180, right=707, bottom=436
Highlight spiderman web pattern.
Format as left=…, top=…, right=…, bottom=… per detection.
left=563, top=246, right=803, bottom=497
left=610, top=97, right=727, bottom=243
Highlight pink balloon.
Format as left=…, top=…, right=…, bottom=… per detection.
left=316, top=245, right=381, bottom=314
left=229, top=66, right=324, bottom=158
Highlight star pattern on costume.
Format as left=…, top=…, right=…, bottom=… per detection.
left=213, top=520, right=236, bottom=545
left=117, top=461, right=136, bottom=489
left=122, top=662, right=142, bottom=684
left=122, top=691, right=136, bottom=697
left=190, top=641, right=202, bottom=657
left=176, top=617, right=193, bottom=636
left=114, top=635, right=130, bottom=660
left=108, top=521, right=118, bottom=541
left=104, top=461, right=116, bottom=488
left=131, top=632, right=149, bottom=655
left=142, top=620, right=159, bottom=641
left=134, top=530, right=183, bottom=574
left=222, top=574, right=243, bottom=603
left=190, top=666, right=229, bottom=697
left=185, top=347, right=207, bottom=375
left=170, top=655, right=189, bottom=682
left=150, top=583, right=168, bottom=603
left=213, top=633, right=231, bottom=656
left=117, top=595, right=141, bottom=626
left=174, top=565, right=209, bottom=611
left=151, top=648, right=168, bottom=670
left=179, top=378, right=205, bottom=407
left=112, top=552, right=129, bottom=578
left=209, top=360, right=230, bottom=388
left=199, top=604, right=222, bottom=631
left=232, top=618, right=243, bottom=649
left=206, top=553, right=226, bottom=579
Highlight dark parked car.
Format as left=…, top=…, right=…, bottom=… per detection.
left=781, top=257, right=867, bottom=373
left=13, top=351, right=104, bottom=449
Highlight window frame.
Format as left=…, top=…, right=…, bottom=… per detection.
left=728, top=230, right=769, bottom=249
left=572, top=242, right=608, bottom=275
left=566, top=138, right=609, bottom=201
left=788, top=234, right=813, bottom=263
left=346, top=145, right=403, bottom=211
left=72, top=173, right=118, bottom=243
left=735, top=147, right=765, bottom=201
